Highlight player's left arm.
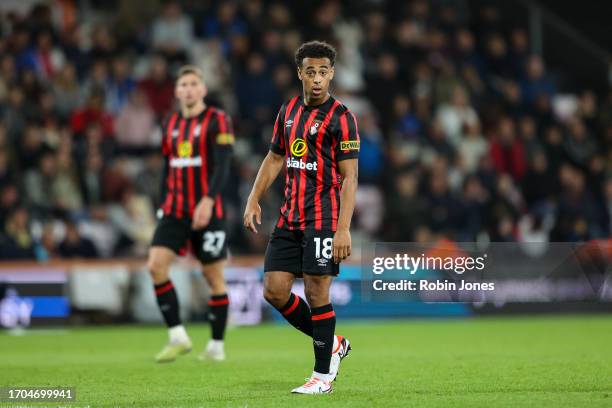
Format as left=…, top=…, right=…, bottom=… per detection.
left=192, top=112, right=234, bottom=229
left=333, top=111, right=360, bottom=264
left=334, top=158, right=358, bottom=264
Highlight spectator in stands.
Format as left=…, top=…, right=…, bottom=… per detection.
left=89, top=25, right=117, bottom=62
left=357, top=111, right=385, bottom=185
left=53, top=135, right=83, bottom=213
left=81, top=60, right=108, bottom=101
left=563, top=116, right=597, bottom=169
left=23, top=149, right=57, bottom=215
left=520, top=55, right=555, bottom=106
left=32, top=30, right=65, bottom=80
left=39, top=222, right=59, bottom=260
left=115, top=89, right=156, bottom=148
left=391, top=94, right=423, bottom=142
left=200, top=1, right=247, bottom=54
left=138, top=55, right=175, bottom=120
left=0, top=207, right=37, bottom=260
left=552, top=164, right=603, bottom=240
left=58, top=221, right=98, bottom=258
left=366, top=53, right=403, bottom=129
left=435, top=85, right=479, bottom=147
left=51, top=63, right=81, bottom=122
left=70, top=92, right=114, bottom=138
left=521, top=150, right=559, bottom=210
left=0, top=55, right=17, bottom=101
left=0, top=184, right=19, bottom=230
left=383, top=170, right=428, bottom=241
left=151, top=1, right=193, bottom=64
left=134, top=153, right=164, bottom=209
left=105, top=56, right=136, bottom=115
left=457, top=122, right=487, bottom=173
left=18, top=124, right=45, bottom=172
left=426, top=165, right=458, bottom=233
left=235, top=53, right=279, bottom=123
left=456, top=175, right=489, bottom=240
left=79, top=149, right=104, bottom=206
left=0, top=147, right=14, bottom=189
left=107, top=186, right=156, bottom=256
left=490, top=116, right=527, bottom=181
left=1, top=86, right=30, bottom=144
left=19, top=68, right=45, bottom=102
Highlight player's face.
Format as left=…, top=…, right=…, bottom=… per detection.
left=175, top=73, right=207, bottom=108
left=298, top=58, right=334, bottom=102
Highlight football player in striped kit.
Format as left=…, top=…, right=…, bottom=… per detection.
left=244, top=41, right=359, bottom=394
left=149, top=66, right=233, bottom=363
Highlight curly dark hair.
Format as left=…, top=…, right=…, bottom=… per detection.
left=294, top=41, right=337, bottom=68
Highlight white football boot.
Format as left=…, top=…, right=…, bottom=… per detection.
left=291, top=373, right=333, bottom=394
left=329, top=335, right=351, bottom=381
left=198, top=339, right=225, bottom=361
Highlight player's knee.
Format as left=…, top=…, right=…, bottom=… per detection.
left=147, top=256, right=170, bottom=283
left=202, top=261, right=226, bottom=294
left=304, top=285, right=329, bottom=307
left=205, top=274, right=226, bottom=294
left=263, top=285, right=287, bottom=308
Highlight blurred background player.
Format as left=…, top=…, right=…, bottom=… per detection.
left=244, top=41, right=358, bottom=394
left=149, top=66, right=234, bottom=363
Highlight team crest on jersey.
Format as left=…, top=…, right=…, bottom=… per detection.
left=290, top=138, right=307, bottom=157
left=178, top=141, right=193, bottom=157
left=309, top=120, right=322, bottom=135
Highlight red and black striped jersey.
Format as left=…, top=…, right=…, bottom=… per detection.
left=160, top=106, right=234, bottom=220
left=269, top=95, right=360, bottom=231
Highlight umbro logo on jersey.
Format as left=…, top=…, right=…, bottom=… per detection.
left=285, top=119, right=293, bottom=128
left=172, top=129, right=179, bottom=137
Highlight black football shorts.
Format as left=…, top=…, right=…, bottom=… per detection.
left=264, top=227, right=339, bottom=276
left=151, top=215, right=227, bottom=264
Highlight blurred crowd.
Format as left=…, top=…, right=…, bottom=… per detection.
left=0, top=0, right=610, bottom=261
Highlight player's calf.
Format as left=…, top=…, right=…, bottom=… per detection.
left=148, top=247, right=191, bottom=363
left=273, top=292, right=313, bottom=337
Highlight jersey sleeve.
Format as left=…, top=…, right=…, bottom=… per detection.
left=207, top=110, right=234, bottom=198
left=269, top=105, right=286, bottom=156
left=211, top=110, right=235, bottom=152
left=160, top=116, right=172, bottom=156
left=335, top=111, right=360, bottom=161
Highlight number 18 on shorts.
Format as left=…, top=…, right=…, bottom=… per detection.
left=264, top=228, right=339, bottom=276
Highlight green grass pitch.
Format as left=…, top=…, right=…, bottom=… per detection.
left=1, top=316, right=611, bottom=407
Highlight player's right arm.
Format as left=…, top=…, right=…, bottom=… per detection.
left=158, top=115, right=174, bottom=210
left=243, top=107, right=286, bottom=233
left=243, top=151, right=284, bottom=233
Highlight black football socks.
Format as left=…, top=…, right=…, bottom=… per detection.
left=208, top=293, right=229, bottom=340
left=277, top=292, right=313, bottom=337
left=311, top=303, right=336, bottom=375
left=154, top=280, right=181, bottom=327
